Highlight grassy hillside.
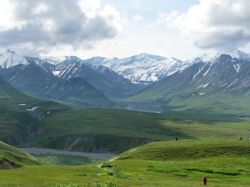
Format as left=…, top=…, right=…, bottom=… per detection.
left=0, top=96, right=68, bottom=146
left=104, top=139, right=250, bottom=186
left=37, top=155, right=91, bottom=166
left=119, top=139, right=250, bottom=160
left=40, top=109, right=190, bottom=153
left=0, top=139, right=250, bottom=186
left=0, top=76, right=68, bottom=146
left=0, top=141, right=39, bottom=169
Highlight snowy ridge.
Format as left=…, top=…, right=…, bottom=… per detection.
left=0, top=49, right=250, bottom=86
left=233, top=64, right=241, bottom=73
left=191, top=50, right=250, bottom=64
left=88, top=53, right=191, bottom=84
left=0, top=49, right=29, bottom=68
left=228, top=50, right=250, bottom=61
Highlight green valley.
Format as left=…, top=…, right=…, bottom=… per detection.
left=0, top=55, right=250, bottom=186
left=39, top=109, right=190, bottom=153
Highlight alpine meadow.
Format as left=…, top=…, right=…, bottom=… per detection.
left=0, top=0, right=250, bottom=187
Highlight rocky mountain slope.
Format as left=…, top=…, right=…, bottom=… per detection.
left=0, top=51, right=111, bottom=107
left=131, top=52, right=250, bottom=114
left=87, top=53, right=191, bottom=85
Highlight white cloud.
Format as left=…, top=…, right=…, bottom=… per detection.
left=78, top=0, right=101, bottom=17
left=133, top=15, right=144, bottom=22
left=0, top=0, right=122, bottom=54
left=0, top=0, right=19, bottom=30
left=160, top=0, right=250, bottom=51
left=157, top=11, right=179, bottom=27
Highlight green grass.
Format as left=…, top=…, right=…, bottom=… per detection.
left=40, top=109, right=191, bottom=153
left=105, top=139, right=250, bottom=186
left=0, top=97, right=68, bottom=146
left=1, top=139, right=250, bottom=186
left=38, top=107, right=250, bottom=153
left=0, top=141, right=39, bottom=168
left=119, top=139, right=250, bottom=160
left=37, top=155, right=92, bottom=166
left=0, top=75, right=69, bottom=147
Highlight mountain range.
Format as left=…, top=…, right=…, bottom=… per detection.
left=0, top=49, right=250, bottom=114
left=130, top=52, right=250, bottom=115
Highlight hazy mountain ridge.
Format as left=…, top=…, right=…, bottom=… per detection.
left=0, top=49, right=250, bottom=112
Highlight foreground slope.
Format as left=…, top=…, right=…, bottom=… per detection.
left=0, top=139, right=250, bottom=186
left=104, top=139, right=250, bottom=186
left=119, top=139, right=250, bottom=160
left=0, top=141, right=39, bottom=169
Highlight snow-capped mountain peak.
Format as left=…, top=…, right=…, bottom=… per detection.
left=194, top=54, right=217, bottom=63
left=43, top=56, right=83, bottom=65
left=122, top=53, right=167, bottom=63
left=63, top=56, right=82, bottom=62
left=229, top=50, right=250, bottom=61
left=188, top=50, right=250, bottom=66
left=0, top=49, right=29, bottom=68
left=43, top=56, right=67, bottom=65
left=86, top=53, right=189, bottom=84
left=1, top=50, right=249, bottom=86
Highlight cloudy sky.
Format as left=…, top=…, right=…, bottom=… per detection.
left=0, top=0, right=250, bottom=59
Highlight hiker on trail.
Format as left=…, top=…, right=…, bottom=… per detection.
left=203, top=177, right=208, bottom=185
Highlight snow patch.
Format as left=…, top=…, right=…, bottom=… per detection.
left=227, top=79, right=239, bottom=88
left=18, top=104, right=26, bottom=106
left=52, top=70, right=61, bottom=76
left=203, top=65, right=212, bottom=76
left=192, top=65, right=206, bottom=81
left=26, top=106, right=40, bottom=112
left=197, top=83, right=209, bottom=89
left=233, top=64, right=241, bottom=73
